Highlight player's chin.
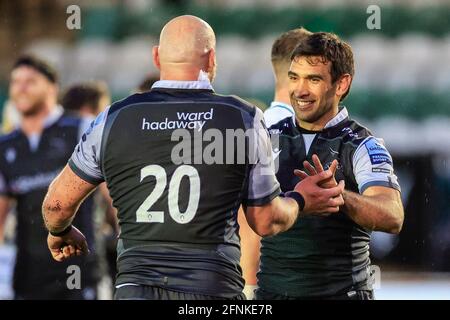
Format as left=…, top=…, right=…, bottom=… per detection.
left=296, top=112, right=317, bottom=123
left=294, top=104, right=315, bottom=116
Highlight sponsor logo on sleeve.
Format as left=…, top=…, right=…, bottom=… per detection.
left=372, top=167, right=391, bottom=174
left=364, top=138, right=392, bottom=165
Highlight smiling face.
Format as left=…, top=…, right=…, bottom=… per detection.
left=288, top=55, right=339, bottom=130
left=9, top=66, right=56, bottom=117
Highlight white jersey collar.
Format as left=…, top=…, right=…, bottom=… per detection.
left=43, top=105, right=64, bottom=128
left=270, top=101, right=292, bottom=110
left=152, top=77, right=213, bottom=91
left=324, top=106, right=348, bottom=129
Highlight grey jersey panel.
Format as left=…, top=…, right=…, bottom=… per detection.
left=69, top=107, right=109, bottom=184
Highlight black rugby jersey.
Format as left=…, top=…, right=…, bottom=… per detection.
left=0, top=107, right=97, bottom=296
left=259, top=103, right=400, bottom=298
left=69, top=79, right=280, bottom=298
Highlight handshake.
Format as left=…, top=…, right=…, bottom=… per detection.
left=291, top=154, right=345, bottom=216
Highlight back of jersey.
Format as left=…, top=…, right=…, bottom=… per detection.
left=69, top=82, right=280, bottom=297
left=103, top=89, right=252, bottom=247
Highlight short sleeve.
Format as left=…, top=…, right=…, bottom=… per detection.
left=242, top=108, right=281, bottom=206
left=68, top=107, right=109, bottom=185
left=353, top=136, right=401, bottom=194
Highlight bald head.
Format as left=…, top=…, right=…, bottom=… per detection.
left=153, top=15, right=217, bottom=81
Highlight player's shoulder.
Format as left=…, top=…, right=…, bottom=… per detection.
left=210, top=93, right=257, bottom=117
left=333, top=118, right=374, bottom=148
left=108, top=92, right=149, bottom=115
left=264, top=103, right=295, bottom=128
left=337, top=119, right=393, bottom=162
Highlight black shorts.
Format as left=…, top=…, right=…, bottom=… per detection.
left=114, top=284, right=246, bottom=300
left=254, top=287, right=374, bottom=300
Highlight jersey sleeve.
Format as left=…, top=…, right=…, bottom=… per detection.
left=353, top=136, right=401, bottom=194
left=242, top=108, right=281, bottom=206
left=78, top=115, right=95, bottom=141
left=68, top=107, right=109, bottom=185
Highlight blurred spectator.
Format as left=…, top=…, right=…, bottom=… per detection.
left=135, top=74, right=159, bottom=93
left=0, top=55, right=98, bottom=299
left=61, top=81, right=110, bottom=117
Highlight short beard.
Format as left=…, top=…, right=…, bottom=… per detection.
left=20, top=102, right=46, bottom=117
left=292, top=84, right=337, bottom=124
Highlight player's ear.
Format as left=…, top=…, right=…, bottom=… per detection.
left=336, top=74, right=352, bottom=99
left=152, top=46, right=161, bottom=70
left=207, top=48, right=216, bottom=73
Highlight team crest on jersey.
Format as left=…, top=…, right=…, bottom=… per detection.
left=342, top=127, right=359, bottom=139
left=5, top=148, right=16, bottom=163
left=269, top=128, right=281, bottom=135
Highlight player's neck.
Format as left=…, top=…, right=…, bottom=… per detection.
left=160, top=66, right=210, bottom=82
left=21, top=103, right=54, bottom=137
left=297, top=104, right=339, bottom=131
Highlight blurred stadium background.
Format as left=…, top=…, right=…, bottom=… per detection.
left=0, top=0, right=449, bottom=299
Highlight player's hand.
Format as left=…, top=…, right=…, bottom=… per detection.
left=292, top=156, right=345, bottom=216
left=295, top=154, right=338, bottom=189
left=47, top=226, right=90, bottom=262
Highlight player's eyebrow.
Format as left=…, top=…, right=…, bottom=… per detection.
left=305, top=74, right=324, bottom=80
left=288, top=71, right=325, bottom=80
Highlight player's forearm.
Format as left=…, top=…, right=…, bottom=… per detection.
left=42, top=165, right=98, bottom=234
left=42, top=197, right=77, bottom=233
left=245, top=197, right=299, bottom=237
left=266, top=197, right=299, bottom=235
left=342, top=190, right=404, bottom=234
left=42, top=182, right=79, bottom=233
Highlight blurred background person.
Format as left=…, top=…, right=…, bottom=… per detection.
left=0, top=55, right=98, bottom=300
left=134, top=74, right=159, bottom=93
left=61, top=81, right=110, bottom=116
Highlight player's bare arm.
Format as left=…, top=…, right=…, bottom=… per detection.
left=342, top=187, right=404, bottom=234
left=42, top=164, right=97, bottom=261
left=298, top=154, right=404, bottom=234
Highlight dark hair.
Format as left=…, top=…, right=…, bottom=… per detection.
left=271, top=27, right=312, bottom=64
left=12, top=54, right=58, bottom=83
left=136, top=74, right=159, bottom=93
left=290, top=32, right=354, bottom=100
left=62, top=82, right=109, bottom=114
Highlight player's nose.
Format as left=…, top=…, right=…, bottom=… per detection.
left=293, top=80, right=310, bottom=98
